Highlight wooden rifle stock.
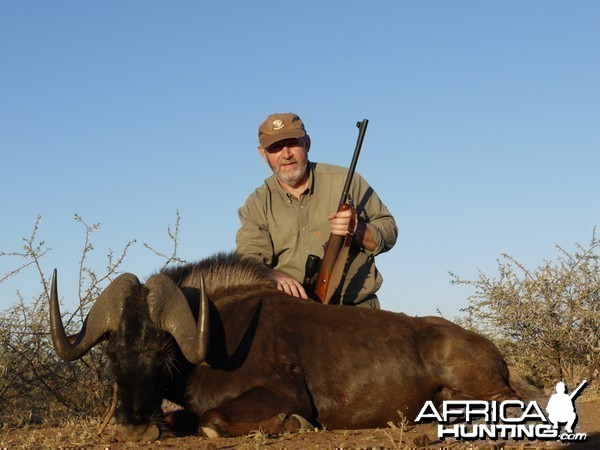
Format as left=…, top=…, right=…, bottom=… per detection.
left=309, top=119, right=369, bottom=304
left=312, top=203, right=355, bottom=303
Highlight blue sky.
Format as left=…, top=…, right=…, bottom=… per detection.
left=1, top=1, right=598, bottom=318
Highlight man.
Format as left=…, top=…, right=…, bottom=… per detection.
left=236, top=113, right=397, bottom=308
left=546, top=381, right=578, bottom=433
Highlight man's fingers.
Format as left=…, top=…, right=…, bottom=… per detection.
left=276, top=282, right=291, bottom=296
left=295, top=283, right=309, bottom=300
left=276, top=279, right=308, bottom=300
left=335, top=209, right=354, bottom=218
left=329, top=207, right=357, bottom=236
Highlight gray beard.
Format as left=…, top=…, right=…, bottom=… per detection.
left=273, top=159, right=308, bottom=187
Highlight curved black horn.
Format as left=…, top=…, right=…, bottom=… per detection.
left=145, top=274, right=209, bottom=364
left=50, top=269, right=140, bottom=361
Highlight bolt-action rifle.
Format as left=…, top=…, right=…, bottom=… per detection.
left=303, top=119, right=369, bottom=304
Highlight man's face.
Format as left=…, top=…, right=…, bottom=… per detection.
left=259, top=136, right=310, bottom=187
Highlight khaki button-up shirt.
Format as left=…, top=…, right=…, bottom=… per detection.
left=236, top=162, right=397, bottom=305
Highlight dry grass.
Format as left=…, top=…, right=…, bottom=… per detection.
left=2, top=399, right=599, bottom=449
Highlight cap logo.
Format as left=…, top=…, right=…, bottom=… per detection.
left=272, top=119, right=285, bottom=131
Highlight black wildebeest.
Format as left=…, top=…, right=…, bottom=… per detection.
left=50, top=253, right=518, bottom=442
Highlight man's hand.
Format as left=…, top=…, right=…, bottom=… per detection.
left=329, top=207, right=378, bottom=252
left=266, top=268, right=308, bottom=299
left=328, top=207, right=357, bottom=237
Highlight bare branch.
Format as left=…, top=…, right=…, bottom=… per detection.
left=142, top=210, right=187, bottom=269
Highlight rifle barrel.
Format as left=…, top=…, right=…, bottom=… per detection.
left=569, top=380, right=587, bottom=400
left=339, top=119, right=368, bottom=205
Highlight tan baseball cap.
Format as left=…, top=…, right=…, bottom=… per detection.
left=258, top=113, right=307, bottom=149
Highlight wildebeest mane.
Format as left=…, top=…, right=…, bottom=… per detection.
left=159, top=252, right=276, bottom=299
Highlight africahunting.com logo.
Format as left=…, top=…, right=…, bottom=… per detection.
left=415, top=380, right=588, bottom=442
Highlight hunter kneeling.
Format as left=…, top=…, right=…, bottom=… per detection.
left=236, top=112, right=398, bottom=308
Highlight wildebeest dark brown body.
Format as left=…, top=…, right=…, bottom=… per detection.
left=50, top=253, right=517, bottom=442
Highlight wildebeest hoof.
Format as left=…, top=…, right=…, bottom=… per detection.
left=291, top=414, right=314, bottom=431
left=279, top=413, right=314, bottom=432
left=164, top=409, right=199, bottom=432
left=115, top=423, right=160, bottom=442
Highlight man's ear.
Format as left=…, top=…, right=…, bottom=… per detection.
left=304, top=135, right=311, bottom=153
left=258, top=146, right=268, bottom=162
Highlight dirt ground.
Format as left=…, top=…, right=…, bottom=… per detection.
left=1, top=399, right=598, bottom=450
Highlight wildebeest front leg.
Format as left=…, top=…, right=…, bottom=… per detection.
left=199, top=386, right=314, bottom=437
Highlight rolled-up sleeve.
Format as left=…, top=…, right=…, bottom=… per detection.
left=352, top=173, right=398, bottom=257
left=365, top=215, right=397, bottom=256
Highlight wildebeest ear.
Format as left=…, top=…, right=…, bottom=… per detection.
left=145, top=274, right=209, bottom=364
left=50, top=270, right=140, bottom=361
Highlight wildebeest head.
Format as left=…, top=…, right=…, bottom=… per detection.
left=49, top=270, right=209, bottom=442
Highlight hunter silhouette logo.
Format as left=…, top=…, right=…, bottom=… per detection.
left=415, top=379, right=588, bottom=442
left=546, top=380, right=586, bottom=433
